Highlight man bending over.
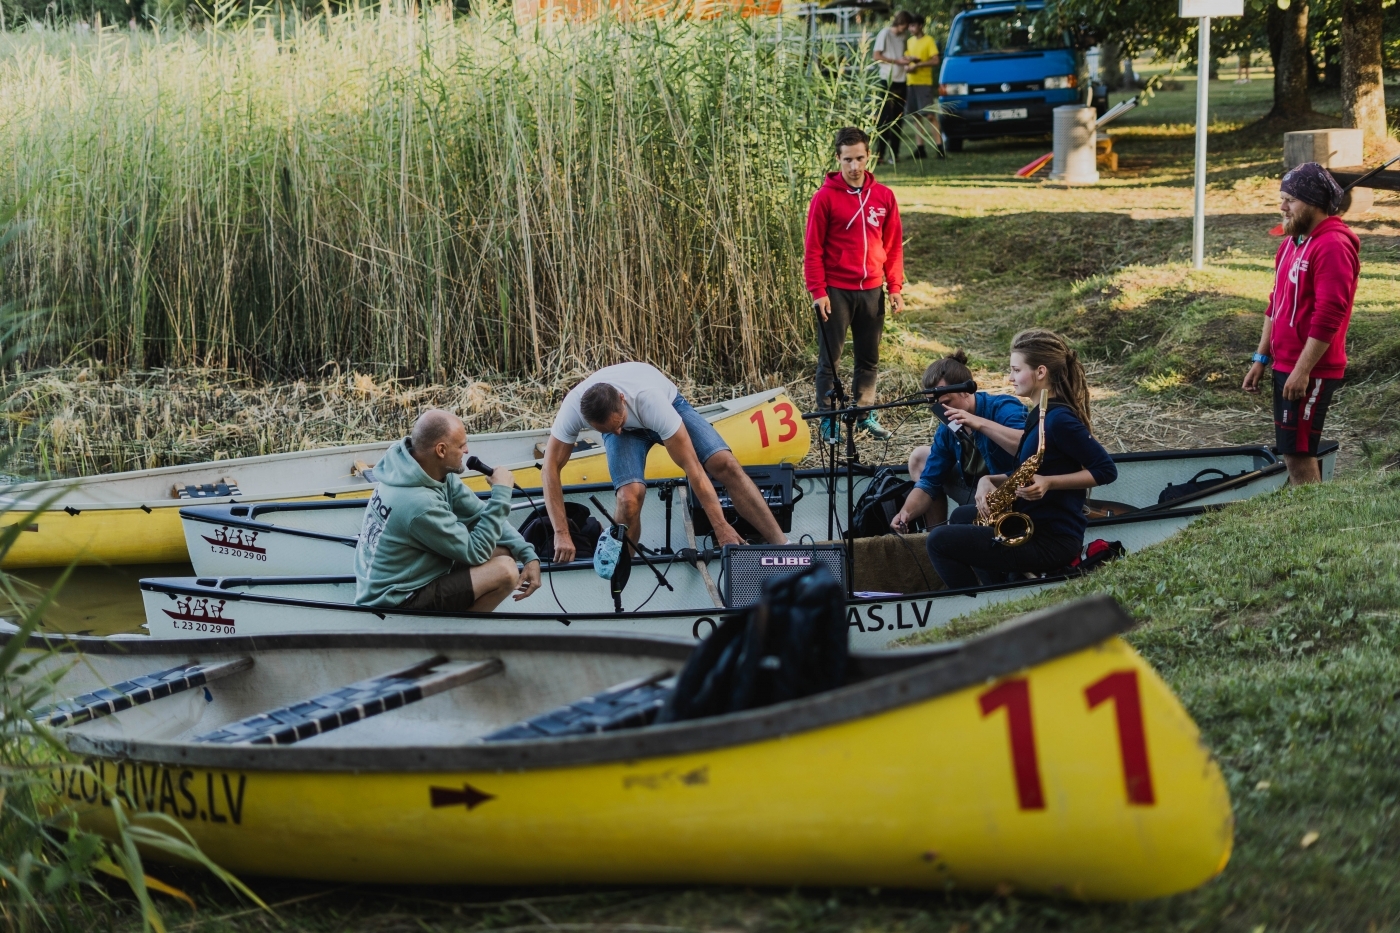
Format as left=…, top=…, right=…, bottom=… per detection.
left=355, top=409, right=541, bottom=613
left=542, top=362, right=789, bottom=562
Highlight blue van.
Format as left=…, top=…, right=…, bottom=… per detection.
left=937, top=1, right=1099, bottom=151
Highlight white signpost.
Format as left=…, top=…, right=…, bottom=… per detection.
left=1181, top=0, right=1244, bottom=269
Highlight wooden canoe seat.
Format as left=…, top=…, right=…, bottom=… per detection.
left=193, top=655, right=501, bottom=746
left=1085, top=499, right=1136, bottom=519
left=32, top=657, right=253, bottom=728
left=482, top=670, right=673, bottom=742
left=531, top=438, right=598, bottom=460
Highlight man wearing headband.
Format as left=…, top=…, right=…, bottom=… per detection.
left=1243, top=162, right=1359, bottom=484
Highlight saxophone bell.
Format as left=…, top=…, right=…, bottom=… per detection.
left=989, top=511, right=1035, bottom=547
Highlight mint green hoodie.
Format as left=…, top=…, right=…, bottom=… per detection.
left=354, top=439, right=539, bottom=608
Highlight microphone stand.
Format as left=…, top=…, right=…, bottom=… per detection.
left=798, top=379, right=980, bottom=600
left=812, top=301, right=854, bottom=594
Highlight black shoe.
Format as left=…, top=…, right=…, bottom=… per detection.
left=913, top=146, right=928, bottom=160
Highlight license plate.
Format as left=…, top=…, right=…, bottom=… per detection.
left=986, top=108, right=1028, bottom=122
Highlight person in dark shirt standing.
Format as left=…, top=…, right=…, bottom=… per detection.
left=925, top=329, right=1118, bottom=589
left=804, top=126, right=905, bottom=444
left=1242, top=162, right=1359, bottom=485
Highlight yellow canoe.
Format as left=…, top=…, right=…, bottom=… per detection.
left=0, top=389, right=807, bottom=568
left=28, top=596, right=1232, bottom=899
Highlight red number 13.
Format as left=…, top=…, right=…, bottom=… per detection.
left=750, top=403, right=800, bottom=448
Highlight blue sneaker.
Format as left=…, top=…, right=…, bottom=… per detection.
left=857, top=414, right=892, bottom=441
left=820, top=417, right=840, bottom=445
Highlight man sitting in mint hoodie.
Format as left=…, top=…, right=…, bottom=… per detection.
left=355, top=409, right=541, bottom=612
left=1243, top=162, right=1360, bottom=485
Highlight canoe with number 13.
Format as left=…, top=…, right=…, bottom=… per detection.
left=0, top=389, right=807, bottom=569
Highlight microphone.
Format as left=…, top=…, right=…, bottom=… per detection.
left=921, top=379, right=977, bottom=397
left=466, top=456, right=520, bottom=490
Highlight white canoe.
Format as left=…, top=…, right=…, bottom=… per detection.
left=0, top=388, right=807, bottom=568
left=139, top=444, right=1317, bottom=648
left=177, top=442, right=1323, bottom=578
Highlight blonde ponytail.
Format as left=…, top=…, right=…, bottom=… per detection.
left=1010, top=329, right=1093, bottom=434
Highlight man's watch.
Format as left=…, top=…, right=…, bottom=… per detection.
left=1251, top=353, right=1270, bottom=365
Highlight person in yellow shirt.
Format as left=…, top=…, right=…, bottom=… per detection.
left=903, top=15, right=944, bottom=159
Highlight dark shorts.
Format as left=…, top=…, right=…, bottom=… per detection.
left=401, top=564, right=475, bottom=613
left=1273, top=369, right=1343, bottom=456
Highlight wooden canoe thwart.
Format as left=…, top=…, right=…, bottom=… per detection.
left=13, top=596, right=1232, bottom=899
left=0, top=389, right=807, bottom=569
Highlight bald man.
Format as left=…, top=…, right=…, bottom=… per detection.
left=355, top=409, right=541, bottom=613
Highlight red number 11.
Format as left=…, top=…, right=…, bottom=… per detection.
left=979, top=669, right=1156, bottom=811
left=1085, top=670, right=1156, bottom=805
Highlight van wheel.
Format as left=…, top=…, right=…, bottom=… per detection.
left=945, top=137, right=964, bottom=152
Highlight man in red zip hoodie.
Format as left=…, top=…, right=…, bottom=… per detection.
left=804, top=126, right=905, bottom=443
left=1243, top=162, right=1360, bottom=485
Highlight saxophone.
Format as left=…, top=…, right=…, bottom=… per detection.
left=977, top=390, right=1047, bottom=547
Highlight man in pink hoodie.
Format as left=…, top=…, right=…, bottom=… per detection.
left=804, top=126, right=905, bottom=443
left=1243, top=162, right=1360, bottom=484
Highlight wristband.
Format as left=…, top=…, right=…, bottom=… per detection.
left=1251, top=353, right=1270, bottom=365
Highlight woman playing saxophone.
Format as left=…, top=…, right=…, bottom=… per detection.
left=924, top=329, right=1118, bottom=589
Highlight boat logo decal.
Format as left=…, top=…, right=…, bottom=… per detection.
left=430, top=784, right=495, bottom=810
left=164, top=596, right=236, bottom=633
left=202, top=526, right=267, bottom=561
left=53, top=759, right=248, bottom=826
left=759, top=556, right=809, bottom=567
left=847, top=601, right=937, bottom=634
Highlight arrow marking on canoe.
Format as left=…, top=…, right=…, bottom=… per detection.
left=430, top=784, right=495, bottom=810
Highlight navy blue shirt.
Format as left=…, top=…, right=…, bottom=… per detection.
left=914, top=392, right=1026, bottom=497
left=1009, top=403, right=1117, bottom=541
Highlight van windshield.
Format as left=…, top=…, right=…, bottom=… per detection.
left=947, top=11, right=1069, bottom=55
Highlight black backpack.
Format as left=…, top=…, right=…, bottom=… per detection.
left=852, top=467, right=924, bottom=538
left=656, top=564, right=847, bottom=723
left=518, top=502, right=603, bottom=561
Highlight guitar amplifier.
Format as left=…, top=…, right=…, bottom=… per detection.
left=721, top=543, right=846, bottom=609
left=690, top=463, right=797, bottom=541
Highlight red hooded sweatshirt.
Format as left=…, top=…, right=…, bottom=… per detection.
left=1267, top=215, right=1360, bottom=379
left=803, top=171, right=904, bottom=299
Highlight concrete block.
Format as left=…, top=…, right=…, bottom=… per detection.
left=1284, top=129, right=1363, bottom=170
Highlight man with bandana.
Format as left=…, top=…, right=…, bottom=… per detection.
left=1243, top=162, right=1360, bottom=485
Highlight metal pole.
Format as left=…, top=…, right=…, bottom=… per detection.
left=1192, top=15, right=1210, bottom=269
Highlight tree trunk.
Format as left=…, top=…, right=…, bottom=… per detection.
left=1342, top=0, right=1388, bottom=144
left=1101, top=40, right=1124, bottom=88
left=1270, top=0, right=1311, bottom=118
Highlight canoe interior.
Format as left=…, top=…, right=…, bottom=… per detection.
left=183, top=442, right=1288, bottom=551
left=20, top=628, right=957, bottom=754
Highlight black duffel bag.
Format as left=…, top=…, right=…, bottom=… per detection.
left=656, top=564, right=847, bottom=723
left=1157, top=468, right=1245, bottom=505
left=518, top=502, right=602, bottom=561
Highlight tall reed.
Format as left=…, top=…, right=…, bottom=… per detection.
left=0, top=7, right=876, bottom=383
